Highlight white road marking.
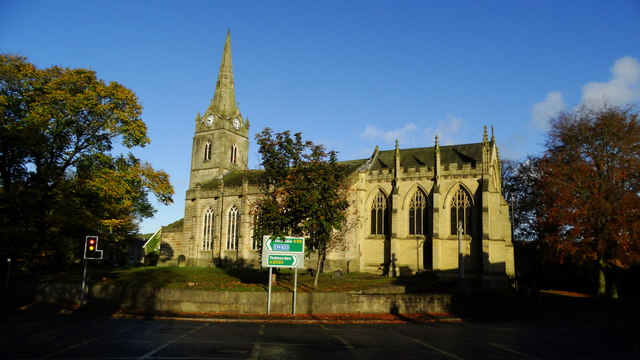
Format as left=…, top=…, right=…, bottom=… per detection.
left=319, top=324, right=366, bottom=360
left=39, top=337, right=99, bottom=360
left=248, top=324, right=265, bottom=360
left=410, top=338, right=464, bottom=360
left=490, top=342, right=542, bottom=360
left=138, top=323, right=209, bottom=360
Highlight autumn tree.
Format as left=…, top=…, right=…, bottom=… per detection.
left=253, top=128, right=351, bottom=288
left=0, top=55, right=173, bottom=268
left=536, top=104, right=640, bottom=297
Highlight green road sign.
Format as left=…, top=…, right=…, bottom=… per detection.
left=265, top=254, right=301, bottom=267
left=261, top=236, right=306, bottom=268
left=264, top=236, right=304, bottom=253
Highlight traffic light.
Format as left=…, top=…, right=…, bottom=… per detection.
left=84, top=236, right=103, bottom=259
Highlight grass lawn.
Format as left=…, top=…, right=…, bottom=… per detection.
left=31, top=266, right=421, bottom=293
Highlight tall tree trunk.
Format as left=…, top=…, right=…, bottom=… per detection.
left=319, top=252, right=326, bottom=273
left=610, top=268, right=619, bottom=299
left=313, top=251, right=322, bottom=289
left=597, top=259, right=606, bottom=296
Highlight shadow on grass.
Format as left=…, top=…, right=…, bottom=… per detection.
left=391, top=270, right=457, bottom=293
left=222, top=268, right=313, bottom=292
left=224, top=267, right=269, bottom=289
left=111, top=267, right=188, bottom=289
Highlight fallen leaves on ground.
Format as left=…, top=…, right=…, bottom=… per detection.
left=111, top=310, right=461, bottom=324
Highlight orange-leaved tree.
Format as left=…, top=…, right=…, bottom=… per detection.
left=536, top=104, right=640, bottom=297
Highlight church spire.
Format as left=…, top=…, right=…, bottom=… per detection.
left=209, top=30, right=238, bottom=117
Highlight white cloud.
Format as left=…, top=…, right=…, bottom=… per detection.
left=358, top=114, right=472, bottom=151
left=359, top=123, right=419, bottom=145
left=360, top=124, right=384, bottom=140
left=581, top=56, right=640, bottom=106
left=433, top=114, right=464, bottom=145
left=529, top=56, right=640, bottom=132
left=530, top=91, right=566, bottom=131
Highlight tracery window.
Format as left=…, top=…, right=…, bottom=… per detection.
left=230, top=143, right=237, bottom=163
left=450, top=187, right=472, bottom=235
left=204, top=141, right=211, bottom=162
left=227, top=205, right=239, bottom=250
left=202, top=206, right=214, bottom=250
left=409, top=188, right=429, bottom=235
left=370, top=190, right=389, bottom=235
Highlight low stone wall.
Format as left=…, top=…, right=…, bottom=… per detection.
left=91, top=285, right=452, bottom=314
left=20, top=283, right=452, bottom=314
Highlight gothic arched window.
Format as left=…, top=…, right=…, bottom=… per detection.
left=409, top=188, right=429, bottom=235
left=230, top=143, right=237, bottom=163
left=370, top=190, right=389, bottom=235
left=202, top=206, right=214, bottom=250
left=227, top=205, right=239, bottom=250
left=204, top=141, right=211, bottom=162
left=450, top=187, right=472, bottom=235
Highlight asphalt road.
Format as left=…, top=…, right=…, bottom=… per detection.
left=1, top=310, right=638, bottom=359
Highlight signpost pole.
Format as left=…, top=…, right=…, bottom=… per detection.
left=267, top=267, right=272, bottom=314
left=80, top=260, right=88, bottom=305
left=4, top=258, right=11, bottom=301
left=293, top=268, right=298, bottom=315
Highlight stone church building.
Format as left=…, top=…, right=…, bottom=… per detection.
left=160, top=33, right=515, bottom=287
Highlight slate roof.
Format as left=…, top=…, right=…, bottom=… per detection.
left=200, top=169, right=266, bottom=190
left=365, top=143, right=483, bottom=170
left=198, top=142, right=483, bottom=191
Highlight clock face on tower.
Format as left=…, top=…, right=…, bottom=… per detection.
left=232, top=118, right=241, bottom=130
left=205, top=114, right=215, bottom=127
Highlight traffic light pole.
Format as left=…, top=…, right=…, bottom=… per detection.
left=4, top=258, right=10, bottom=302
left=80, top=235, right=102, bottom=306
left=80, top=260, right=88, bottom=305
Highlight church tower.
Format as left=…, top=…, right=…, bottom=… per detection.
left=189, top=31, right=249, bottom=187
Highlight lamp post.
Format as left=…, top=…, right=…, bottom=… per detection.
left=457, top=221, right=464, bottom=280
left=218, top=191, right=224, bottom=266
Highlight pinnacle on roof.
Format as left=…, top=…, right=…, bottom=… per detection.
left=483, top=125, right=489, bottom=145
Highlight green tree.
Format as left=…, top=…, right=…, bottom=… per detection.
left=501, top=157, right=550, bottom=291
left=501, top=157, right=544, bottom=243
left=536, top=104, right=640, bottom=297
left=0, top=54, right=173, bottom=268
left=254, top=128, right=351, bottom=288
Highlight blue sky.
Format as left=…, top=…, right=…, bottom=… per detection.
left=2, top=0, right=639, bottom=234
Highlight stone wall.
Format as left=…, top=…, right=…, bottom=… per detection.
left=21, top=283, right=452, bottom=315
left=89, top=285, right=451, bottom=314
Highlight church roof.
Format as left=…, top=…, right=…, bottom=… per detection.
left=364, top=142, right=482, bottom=170
left=338, top=158, right=370, bottom=171
left=200, top=169, right=266, bottom=191
left=198, top=142, right=484, bottom=191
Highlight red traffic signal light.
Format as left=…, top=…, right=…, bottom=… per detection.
left=84, top=236, right=102, bottom=259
